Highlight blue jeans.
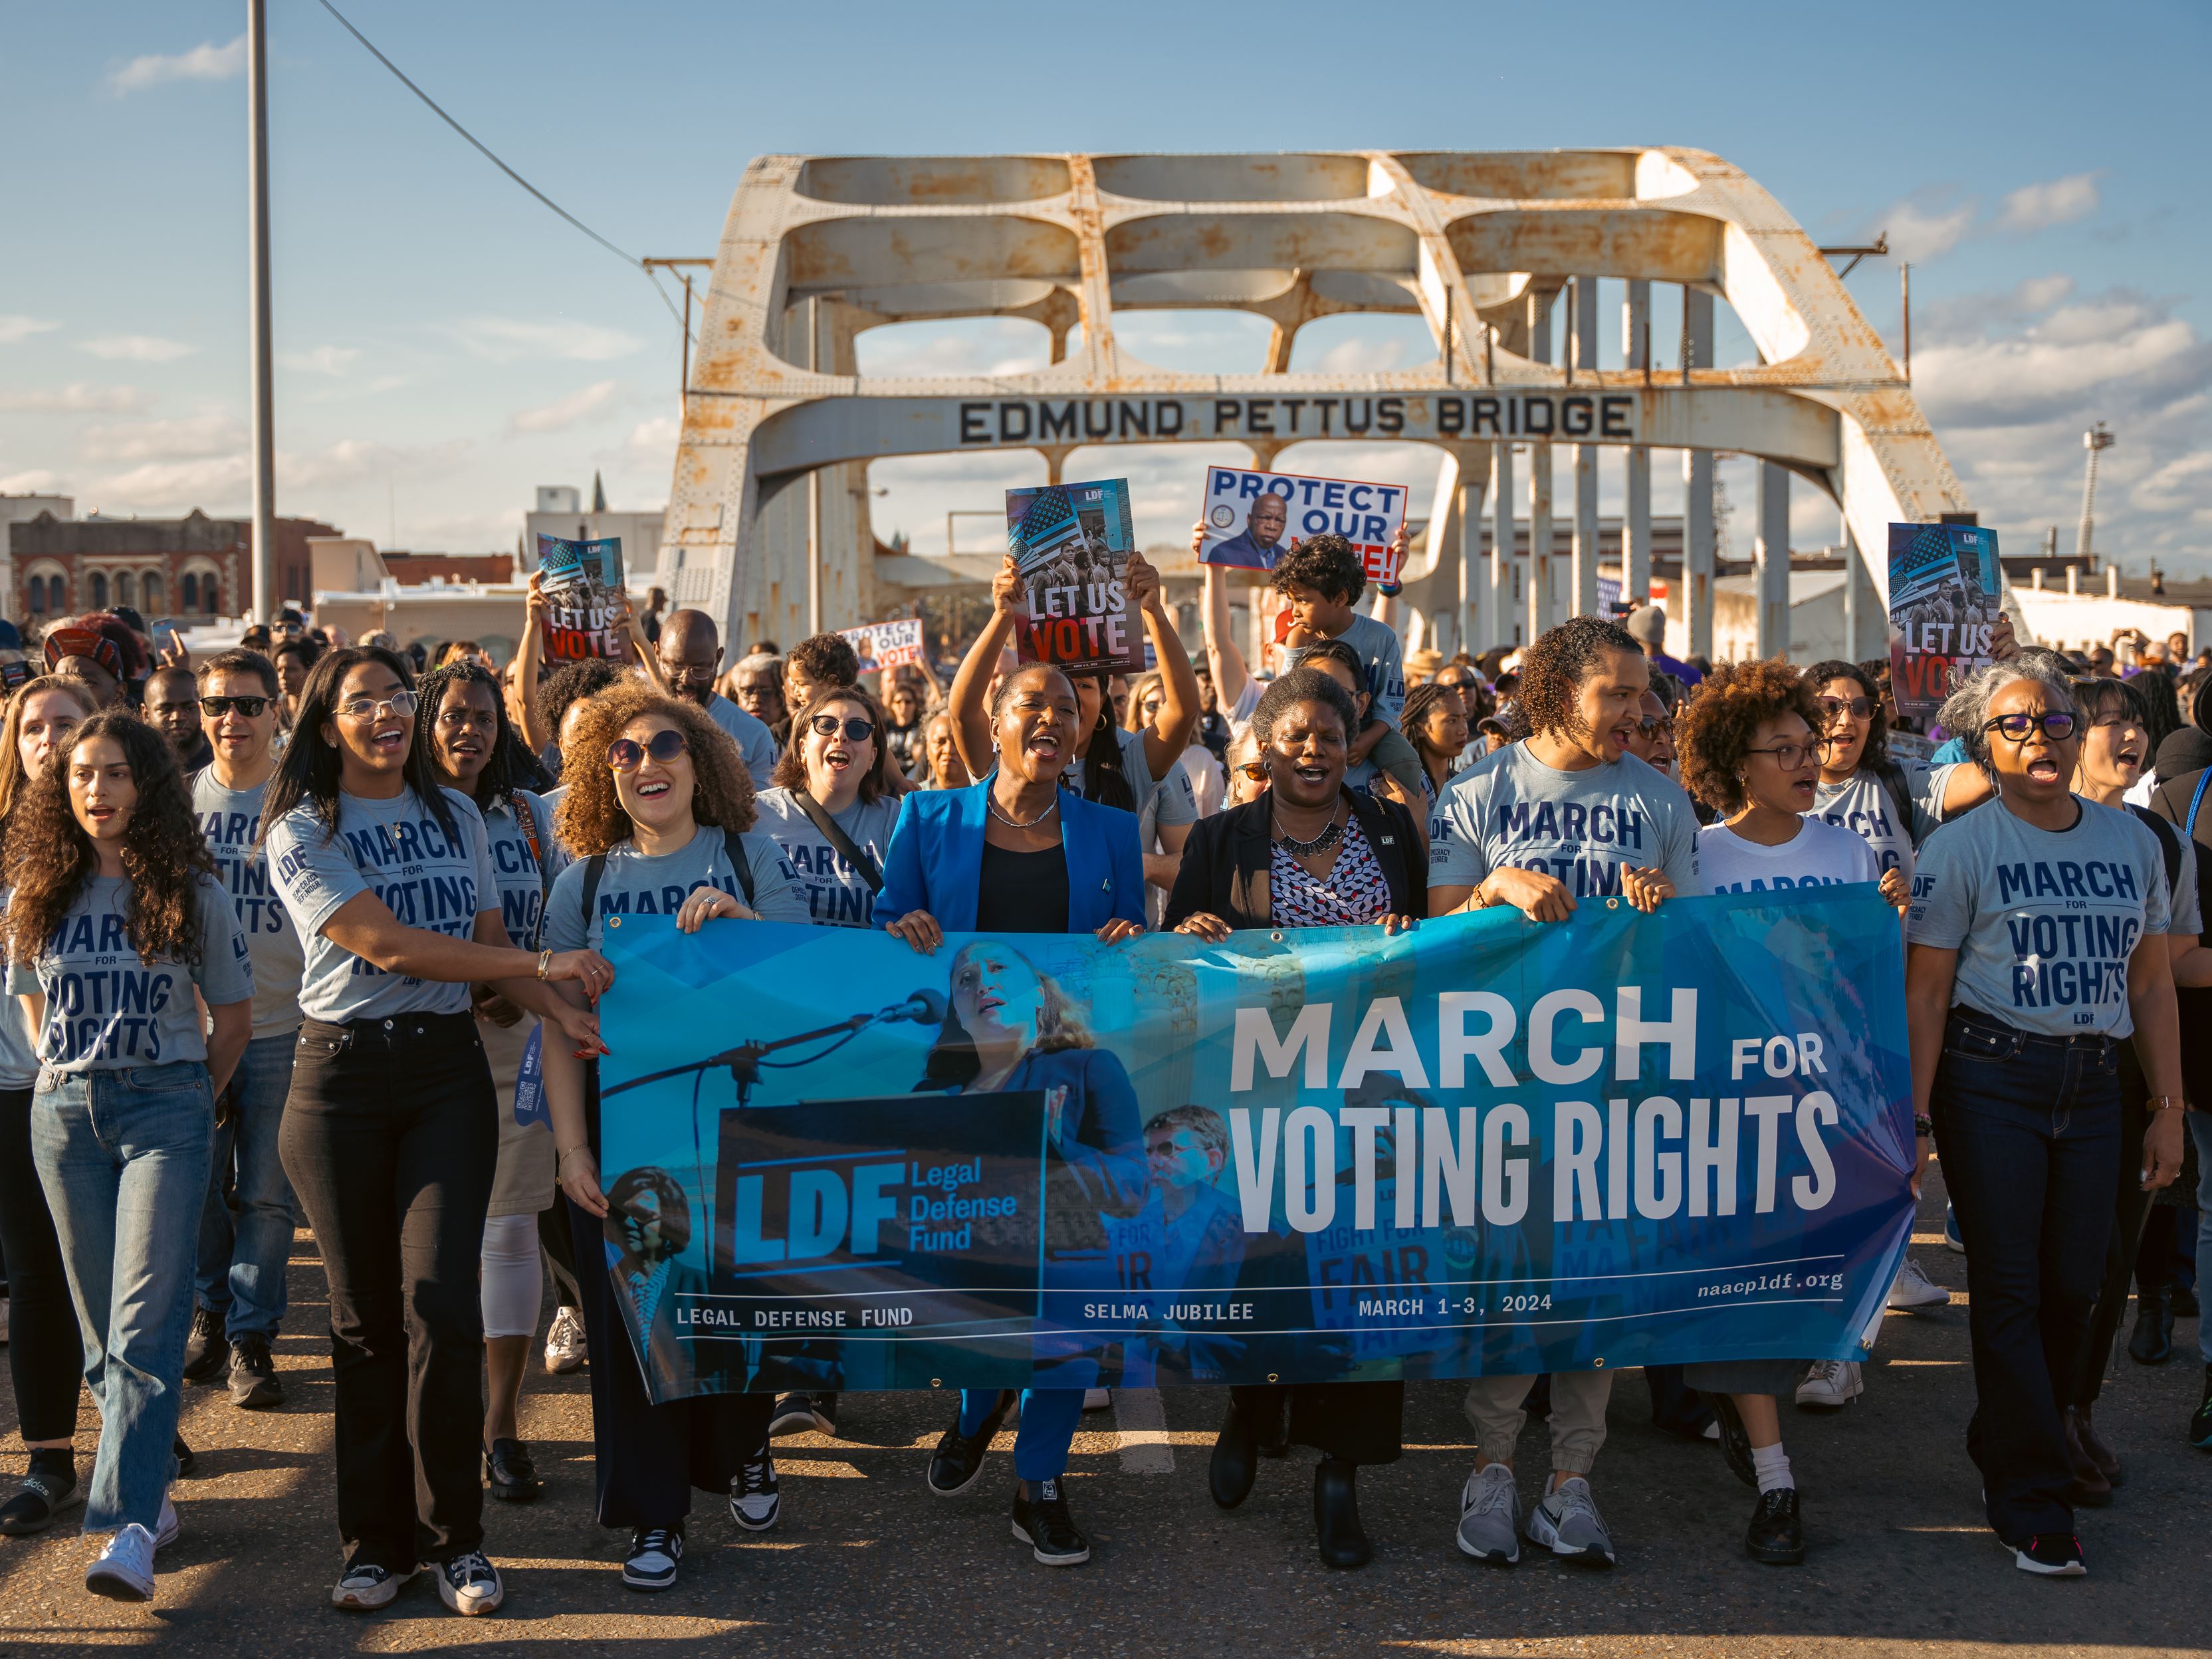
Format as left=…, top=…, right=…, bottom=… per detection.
left=958, top=1389, right=1085, bottom=1482
left=194, top=1033, right=297, bottom=1339
left=1932, top=1010, right=2120, bottom=1545
left=33, top=1060, right=215, bottom=1533
left=2192, top=1114, right=2212, bottom=1367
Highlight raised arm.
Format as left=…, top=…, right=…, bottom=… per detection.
left=948, top=556, right=1023, bottom=778
left=510, top=575, right=551, bottom=752
left=1196, top=529, right=1252, bottom=713
left=1127, top=549, right=1199, bottom=780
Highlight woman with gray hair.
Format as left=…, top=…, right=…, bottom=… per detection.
left=1904, top=658, right=2187, bottom=1577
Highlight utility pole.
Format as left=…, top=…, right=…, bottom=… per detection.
left=2077, top=421, right=2116, bottom=564
left=247, top=0, right=275, bottom=622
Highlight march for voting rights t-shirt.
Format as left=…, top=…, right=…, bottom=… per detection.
left=267, top=786, right=500, bottom=1024
left=1908, top=797, right=2170, bottom=1040
left=1807, top=758, right=1959, bottom=880
left=1285, top=612, right=1406, bottom=730
left=1700, top=816, right=1880, bottom=895
left=481, top=790, right=558, bottom=952
left=6, top=874, right=253, bottom=1073
left=703, top=693, right=782, bottom=788
left=541, top=824, right=812, bottom=956
left=751, top=787, right=905, bottom=929
left=1430, top=743, right=1701, bottom=899
left=193, top=771, right=308, bottom=1040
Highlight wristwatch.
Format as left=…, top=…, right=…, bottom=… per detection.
left=1913, top=1114, right=1934, bottom=1137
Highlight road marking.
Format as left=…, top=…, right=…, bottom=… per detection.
left=1113, top=1388, right=1176, bottom=1474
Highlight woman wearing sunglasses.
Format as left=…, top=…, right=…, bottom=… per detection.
left=263, top=646, right=612, bottom=1617
left=1802, top=659, right=1990, bottom=881
left=877, top=661, right=1145, bottom=1569
left=1165, top=667, right=1424, bottom=1571
left=539, top=683, right=808, bottom=1593
left=1906, top=660, right=2186, bottom=1576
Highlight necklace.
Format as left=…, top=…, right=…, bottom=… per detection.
left=1273, top=808, right=1343, bottom=858
left=988, top=788, right=1060, bottom=830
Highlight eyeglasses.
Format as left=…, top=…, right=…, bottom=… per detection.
left=1636, top=716, right=1675, bottom=740
left=1983, top=711, right=2079, bottom=744
left=1236, top=760, right=1270, bottom=782
left=659, top=661, right=717, bottom=686
left=336, top=690, right=418, bottom=722
left=808, top=714, right=877, bottom=742
left=608, top=729, right=689, bottom=770
left=1815, top=695, right=1874, bottom=721
left=198, top=695, right=271, bottom=719
left=1743, top=741, right=1821, bottom=769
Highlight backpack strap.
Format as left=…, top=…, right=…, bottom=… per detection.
left=2189, top=768, right=2212, bottom=839
left=719, top=828, right=756, bottom=908
left=2128, top=803, right=2184, bottom=899
left=792, top=789, right=884, bottom=893
left=1872, top=759, right=1916, bottom=842
left=581, top=853, right=608, bottom=942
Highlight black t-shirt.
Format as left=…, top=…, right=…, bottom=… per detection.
left=975, top=841, right=1070, bottom=935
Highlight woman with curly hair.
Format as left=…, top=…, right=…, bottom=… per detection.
left=5, top=711, right=253, bottom=1601
left=1802, top=658, right=1987, bottom=881
left=1429, top=615, right=1699, bottom=1571
left=1400, top=679, right=1470, bottom=807
left=0, top=678, right=103, bottom=1538
left=540, top=682, right=806, bottom=1593
left=263, top=645, right=611, bottom=1617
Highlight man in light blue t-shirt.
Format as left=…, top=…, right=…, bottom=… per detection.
left=655, top=609, right=778, bottom=786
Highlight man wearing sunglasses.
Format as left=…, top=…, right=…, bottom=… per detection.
left=179, top=649, right=306, bottom=1412
left=651, top=610, right=778, bottom=789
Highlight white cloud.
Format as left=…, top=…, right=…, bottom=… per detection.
left=1312, top=336, right=1410, bottom=375
left=0, top=316, right=59, bottom=346
left=851, top=318, right=1051, bottom=379
left=625, top=415, right=680, bottom=455
left=84, top=334, right=196, bottom=363
left=2012, top=273, right=2075, bottom=313
left=88, top=436, right=471, bottom=517
left=1997, top=172, right=2101, bottom=234
left=80, top=411, right=244, bottom=465
left=0, top=470, right=66, bottom=495
left=105, top=35, right=245, bottom=95
left=512, top=380, right=619, bottom=435
left=278, top=346, right=362, bottom=377
left=448, top=317, right=641, bottom=363
left=0, top=383, right=148, bottom=413
left=1913, top=293, right=2208, bottom=430
left=1884, top=196, right=1978, bottom=263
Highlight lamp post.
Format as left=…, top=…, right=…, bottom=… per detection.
left=247, top=0, right=275, bottom=623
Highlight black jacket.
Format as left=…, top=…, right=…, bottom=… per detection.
left=1162, top=789, right=1426, bottom=932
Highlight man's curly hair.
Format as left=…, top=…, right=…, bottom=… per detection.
left=1676, top=656, right=1823, bottom=816
left=5, top=710, right=217, bottom=967
left=786, top=631, right=861, bottom=689
left=1271, top=532, right=1366, bottom=608
left=772, top=683, right=891, bottom=803
left=1517, top=615, right=1644, bottom=741
left=554, top=681, right=758, bottom=857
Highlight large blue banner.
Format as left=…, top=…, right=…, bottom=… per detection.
left=592, top=890, right=1914, bottom=1404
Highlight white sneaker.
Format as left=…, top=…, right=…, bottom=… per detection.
left=85, top=1522, right=157, bottom=1602
left=435, top=1551, right=504, bottom=1616
left=730, top=1456, right=780, bottom=1531
left=332, top=1557, right=415, bottom=1610
left=543, top=1306, right=587, bottom=1375
left=1795, top=1359, right=1864, bottom=1409
left=1524, top=1476, right=1614, bottom=1565
left=1081, top=1388, right=1112, bottom=1412
left=153, top=1495, right=178, bottom=1551
left=1888, top=1258, right=1950, bottom=1311
left=1456, top=1462, right=1521, bottom=1564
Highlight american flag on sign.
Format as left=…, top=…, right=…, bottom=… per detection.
left=1009, top=485, right=1085, bottom=575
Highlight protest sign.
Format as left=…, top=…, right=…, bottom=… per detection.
left=1006, top=478, right=1143, bottom=675
left=1886, top=522, right=2001, bottom=721
left=841, top=617, right=924, bottom=673
left=1198, top=465, right=1408, bottom=585
left=594, top=891, right=1915, bottom=1404
left=536, top=534, right=629, bottom=663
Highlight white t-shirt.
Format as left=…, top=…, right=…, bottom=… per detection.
left=1700, top=816, right=1881, bottom=895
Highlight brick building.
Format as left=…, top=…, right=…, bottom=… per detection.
left=7, top=509, right=338, bottom=625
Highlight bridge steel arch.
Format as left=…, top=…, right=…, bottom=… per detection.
left=656, top=148, right=1971, bottom=659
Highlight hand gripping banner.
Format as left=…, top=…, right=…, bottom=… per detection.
left=592, top=890, right=1914, bottom=1404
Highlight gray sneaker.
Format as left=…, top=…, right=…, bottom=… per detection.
left=1456, top=1462, right=1521, bottom=1564
left=1525, top=1475, right=1616, bottom=1566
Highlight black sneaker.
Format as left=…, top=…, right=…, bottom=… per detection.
left=172, top=1434, right=198, bottom=1478
left=2190, top=1364, right=2212, bottom=1451
left=0, top=1452, right=79, bottom=1536
left=729, top=1455, right=780, bottom=1531
left=332, top=1555, right=415, bottom=1611
left=1745, top=1487, right=1804, bottom=1565
left=227, top=1334, right=284, bottom=1410
left=769, top=1392, right=826, bottom=1438
left=927, top=1392, right=1012, bottom=1497
left=2013, top=1532, right=2086, bottom=1576
left=622, top=1526, right=683, bottom=1591
left=182, top=1305, right=227, bottom=1384
left=1011, top=1478, right=1091, bottom=1566
left=433, top=1550, right=505, bottom=1615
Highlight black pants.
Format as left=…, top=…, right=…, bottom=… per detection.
left=280, top=1014, right=497, bottom=1567
left=1229, top=1381, right=1404, bottom=1465
left=0, top=1086, right=80, bottom=1442
left=2074, top=1067, right=2152, bottom=1408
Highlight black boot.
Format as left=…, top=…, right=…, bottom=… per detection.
left=1313, top=1458, right=1372, bottom=1570
left=1208, top=1400, right=1260, bottom=1510
left=2189, top=1365, right=2212, bottom=1451
left=2130, top=1285, right=2174, bottom=1365
left=1745, top=1487, right=1804, bottom=1565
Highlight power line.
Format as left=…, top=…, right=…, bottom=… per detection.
left=315, top=0, right=690, bottom=340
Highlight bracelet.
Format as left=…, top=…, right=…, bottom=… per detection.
left=2147, top=1095, right=2187, bottom=1112
left=536, top=948, right=553, bottom=981
left=557, top=1145, right=592, bottom=1168
left=1913, top=1114, right=1934, bottom=1137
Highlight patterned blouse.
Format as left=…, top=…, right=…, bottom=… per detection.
left=1268, top=812, right=1392, bottom=927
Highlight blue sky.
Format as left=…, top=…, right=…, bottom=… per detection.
left=3, top=1, right=2207, bottom=574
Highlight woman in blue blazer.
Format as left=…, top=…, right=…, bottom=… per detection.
left=877, top=662, right=1144, bottom=1569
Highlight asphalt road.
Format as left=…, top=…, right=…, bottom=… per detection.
left=1, top=1170, right=2205, bottom=1658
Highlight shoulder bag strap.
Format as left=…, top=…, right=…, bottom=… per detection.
left=719, top=828, right=756, bottom=907
left=792, top=789, right=884, bottom=893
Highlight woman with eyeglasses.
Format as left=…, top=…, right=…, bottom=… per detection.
left=877, top=661, right=1145, bottom=1570
left=1802, top=659, right=1990, bottom=881
left=1906, top=659, right=2185, bottom=1577
left=0, top=677, right=101, bottom=1539
left=409, top=661, right=564, bottom=1507
left=263, top=646, right=612, bottom=1617
left=539, top=683, right=808, bottom=1593
left=1166, top=667, right=1424, bottom=1571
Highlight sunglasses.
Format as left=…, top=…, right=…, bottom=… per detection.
left=1983, top=711, right=2079, bottom=744
left=1236, top=760, right=1270, bottom=782
left=608, top=728, right=689, bottom=770
left=199, top=695, right=272, bottom=719
left=808, top=715, right=876, bottom=742
left=1815, top=695, right=1874, bottom=720
left=336, top=690, right=418, bottom=722
left=1636, top=716, right=1675, bottom=740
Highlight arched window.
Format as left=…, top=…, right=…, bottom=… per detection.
left=142, top=572, right=163, bottom=613
left=116, top=571, right=134, bottom=609
left=199, top=574, right=219, bottom=614
left=89, top=571, right=108, bottom=609
left=25, top=575, right=45, bottom=615
left=181, top=572, right=199, bottom=612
